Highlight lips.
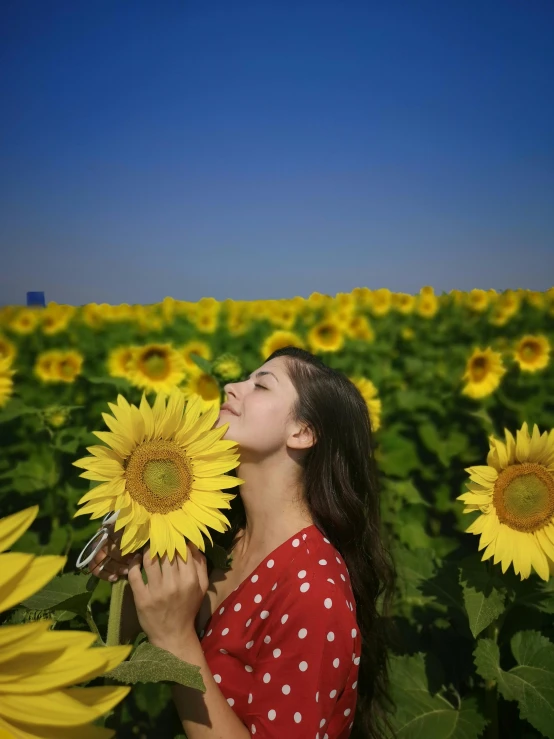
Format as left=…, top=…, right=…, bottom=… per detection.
left=220, top=403, right=239, bottom=416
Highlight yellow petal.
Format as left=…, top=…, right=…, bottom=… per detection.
left=0, top=621, right=52, bottom=663
left=1, top=714, right=116, bottom=739
left=0, top=555, right=66, bottom=613
left=139, top=392, right=155, bottom=441
left=0, top=507, right=39, bottom=554
left=149, top=514, right=170, bottom=558
left=167, top=509, right=205, bottom=551
left=92, top=431, right=133, bottom=458
left=0, top=686, right=129, bottom=727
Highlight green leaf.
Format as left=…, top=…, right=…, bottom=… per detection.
left=474, top=631, right=554, bottom=739
left=389, top=652, right=487, bottom=739
left=377, top=434, right=420, bottom=478
left=105, top=641, right=206, bottom=691
left=459, top=555, right=507, bottom=637
left=188, top=353, right=213, bottom=375
left=0, top=399, right=42, bottom=424
left=84, top=374, right=131, bottom=390
left=21, top=573, right=92, bottom=618
left=204, top=540, right=231, bottom=571
left=0, top=451, right=60, bottom=494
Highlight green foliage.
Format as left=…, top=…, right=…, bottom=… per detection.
left=1, top=291, right=553, bottom=736
left=105, top=642, right=206, bottom=691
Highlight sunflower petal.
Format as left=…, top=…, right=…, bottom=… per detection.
left=0, top=506, right=39, bottom=554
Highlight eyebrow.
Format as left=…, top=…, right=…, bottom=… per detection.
left=248, top=371, right=279, bottom=382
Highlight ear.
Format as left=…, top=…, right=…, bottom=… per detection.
left=287, top=422, right=317, bottom=451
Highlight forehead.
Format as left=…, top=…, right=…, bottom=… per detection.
left=252, top=356, right=289, bottom=380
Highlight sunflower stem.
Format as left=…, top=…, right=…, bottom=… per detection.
left=106, top=579, right=127, bottom=646
left=484, top=618, right=500, bottom=739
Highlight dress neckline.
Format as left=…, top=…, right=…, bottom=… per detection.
left=202, top=523, right=318, bottom=635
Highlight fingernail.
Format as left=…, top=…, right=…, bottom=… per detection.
left=121, top=568, right=129, bottom=575
left=108, top=574, right=118, bottom=582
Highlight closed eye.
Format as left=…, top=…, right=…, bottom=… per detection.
left=254, top=384, right=267, bottom=390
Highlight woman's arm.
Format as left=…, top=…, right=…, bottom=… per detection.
left=168, top=634, right=251, bottom=739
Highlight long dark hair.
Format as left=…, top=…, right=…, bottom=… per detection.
left=216, top=346, right=398, bottom=739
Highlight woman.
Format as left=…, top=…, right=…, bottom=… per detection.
left=90, top=346, right=397, bottom=739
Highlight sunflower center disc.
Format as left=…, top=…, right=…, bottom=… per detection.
left=126, top=439, right=193, bottom=513
left=493, top=462, right=554, bottom=532
left=471, top=357, right=488, bottom=382
left=141, top=350, right=169, bottom=379
left=143, top=460, right=181, bottom=498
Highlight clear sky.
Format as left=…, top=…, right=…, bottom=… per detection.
left=1, top=0, right=553, bottom=306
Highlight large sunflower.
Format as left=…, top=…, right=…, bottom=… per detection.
left=0, top=506, right=131, bottom=738
left=513, top=334, right=550, bottom=373
left=126, top=343, right=186, bottom=395
left=73, top=391, right=244, bottom=561
left=457, top=422, right=554, bottom=581
left=0, top=357, right=15, bottom=409
left=0, top=334, right=17, bottom=363
left=461, top=347, right=506, bottom=399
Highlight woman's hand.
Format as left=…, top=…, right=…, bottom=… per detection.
left=127, top=542, right=209, bottom=654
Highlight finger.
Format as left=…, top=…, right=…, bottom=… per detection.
left=127, top=554, right=146, bottom=601
left=160, top=552, right=180, bottom=584
left=143, top=546, right=162, bottom=588
left=187, top=542, right=208, bottom=591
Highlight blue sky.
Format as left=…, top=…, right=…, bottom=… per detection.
left=1, top=0, right=553, bottom=306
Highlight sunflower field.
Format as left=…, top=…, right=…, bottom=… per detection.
left=1, top=286, right=554, bottom=739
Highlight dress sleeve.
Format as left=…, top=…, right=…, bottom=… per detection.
left=243, top=572, right=358, bottom=737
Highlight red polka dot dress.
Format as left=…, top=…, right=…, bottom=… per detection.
left=199, top=524, right=360, bottom=738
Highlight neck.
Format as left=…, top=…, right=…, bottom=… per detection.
left=231, top=455, right=314, bottom=564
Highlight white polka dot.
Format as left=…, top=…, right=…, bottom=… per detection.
left=302, top=533, right=307, bottom=540
left=268, top=709, right=276, bottom=720
left=267, top=559, right=274, bottom=568
left=300, top=582, right=310, bottom=593
left=234, top=602, right=242, bottom=611
left=219, top=606, right=225, bottom=615
left=323, top=537, right=330, bottom=543
left=272, top=582, right=278, bottom=590
left=292, top=538, right=300, bottom=547
left=327, top=578, right=335, bottom=584
left=281, top=614, right=289, bottom=624
left=315, top=691, right=319, bottom=702
left=327, top=631, right=335, bottom=641
left=246, top=640, right=254, bottom=649
left=227, top=697, right=235, bottom=706
left=264, top=635, right=271, bottom=644
left=294, top=712, right=302, bottom=723
left=263, top=672, right=271, bottom=683
left=206, top=628, right=212, bottom=636
left=273, top=648, right=281, bottom=658
left=298, top=628, right=307, bottom=639
left=333, top=658, right=340, bottom=668
left=282, top=684, right=291, bottom=695
left=351, top=628, right=357, bottom=638
left=213, top=674, right=222, bottom=683
left=336, top=556, right=341, bottom=564
left=319, top=559, right=327, bottom=565
left=254, top=594, right=262, bottom=603
left=354, top=656, right=360, bottom=665
left=344, top=708, right=351, bottom=717
left=248, top=693, right=253, bottom=704
left=251, top=724, right=256, bottom=734
left=245, top=665, right=253, bottom=672
left=330, top=689, right=337, bottom=698
left=246, top=618, right=252, bottom=627
left=298, top=569, right=306, bottom=578
left=219, top=648, right=228, bottom=654
left=221, top=627, right=229, bottom=635
left=251, top=574, right=259, bottom=583
left=320, top=718, right=326, bottom=727
left=352, top=681, right=358, bottom=689
left=341, top=574, right=346, bottom=581
left=324, top=597, right=333, bottom=609
left=260, top=610, right=269, bottom=619
left=324, top=734, right=329, bottom=739
left=349, top=723, right=353, bottom=730
left=299, top=661, right=308, bottom=672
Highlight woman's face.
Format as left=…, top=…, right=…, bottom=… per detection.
left=215, top=356, right=304, bottom=457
